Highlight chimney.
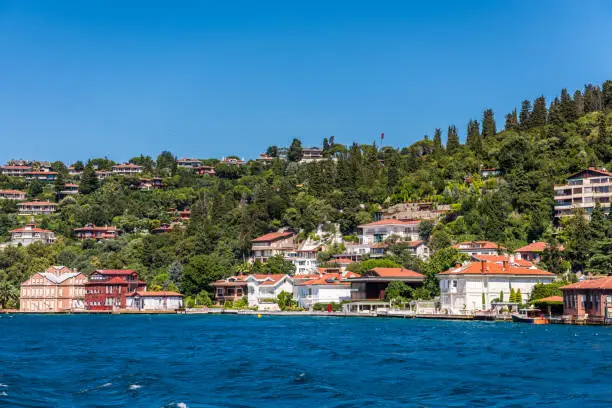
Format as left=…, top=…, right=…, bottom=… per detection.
left=480, top=260, right=485, bottom=273
left=510, top=254, right=515, bottom=264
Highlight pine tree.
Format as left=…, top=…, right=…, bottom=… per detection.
left=510, top=288, right=516, bottom=303
left=287, top=138, right=303, bottom=162
left=584, top=83, right=603, bottom=112
left=573, top=90, right=584, bottom=117
left=548, top=97, right=562, bottom=126
left=433, top=128, right=443, bottom=153
left=79, top=162, right=100, bottom=194
left=499, top=290, right=504, bottom=302
left=516, top=289, right=522, bottom=304
left=560, top=88, right=577, bottom=122
left=590, top=202, right=607, bottom=241
left=519, top=100, right=532, bottom=130
left=53, top=170, right=66, bottom=196
left=603, top=80, right=612, bottom=109
left=482, top=109, right=496, bottom=139
left=531, top=96, right=547, bottom=127
left=505, top=109, right=518, bottom=130
left=446, top=125, right=460, bottom=153
left=466, top=120, right=481, bottom=153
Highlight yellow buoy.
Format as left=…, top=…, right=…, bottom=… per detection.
left=257, top=314, right=262, bottom=318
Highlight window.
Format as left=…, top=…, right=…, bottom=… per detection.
left=452, top=280, right=457, bottom=288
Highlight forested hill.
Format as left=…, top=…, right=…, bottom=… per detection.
left=0, top=81, right=611, bottom=305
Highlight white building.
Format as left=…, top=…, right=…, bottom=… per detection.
left=177, top=158, right=204, bottom=169
left=0, top=189, right=27, bottom=200
left=438, top=257, right=555, bottom=313
left=9, top=224, right=56, bottom=246
left=295, top=272, right=359, bottom=309
left=125, top=291, right=184, bottom=310
left=358, top=219, right=420, bottom=245
left=112, top=163, right=143, bottom=176
left=246, top=274, right=294, bottom=309
left=453, top=241, right=504, bottom=256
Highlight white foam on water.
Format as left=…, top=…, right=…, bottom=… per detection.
left=0, top=391, right=7, bottom=397
left=101, top=382, right=112, bottom=388
left=176, top=403, right=188, bottom=408
left=129, top=384, right=142, bottom=390
left=0, top=384, right=7, bottom=387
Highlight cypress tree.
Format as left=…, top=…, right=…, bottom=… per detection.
left=603, top=80, right=612, bottom=109
left=560, top=88, right=577, bottom=122
left=548, top=97, right=562, bottom=126
left=499, top=290, right=504, bottom=302
left=446, top=125, right=460, bottom=153
left=505, top=109, right=518, bottom=130
left=433, top=128, right=443, bottom=153
left=516, top=289, right=522, bottom=304
left=584, top=83, right=603, bottom=112
left=287, top=138, right=303, bottom=162
left=574, top=90, right=584, bottom=117
left=79, top=162, right=100, bottom=194
left=531, top=96, right=547, bottom=127
left=53, top=170, right=66, bottom=196
left=510, top=288, right=516, bottom=303
left=482, top=109, right=496, bottom=139
left=466, top=120, right=481, bottom=153
left=519, top=100, right=532, bottom=130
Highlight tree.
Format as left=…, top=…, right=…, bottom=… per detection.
left=531, top=96, right=547, bottom=127
left=72, top=160, right=85, bottom=172
left=287, top=138, right=303, bottom=162
left=156, top=151, right=177, bottom=177
left=509, top=288, right=516, bottom=303
left=433, top=128, right=443, bottom=153
left=499, top=290, right=504, bottom=302
left=528, top=281, right=568, bottom=302
left=266, top=145, right=279, bottom=157
left=446, top=125, right=460, bottom=153
left=168, top=261, right=183, bottom=290
left=603, top=80, right=612, bottom=109
left=561, top=208, right=591, bottom=272
left=385, top=280, right=412, bottom=303
left=276, top=291, right=296, bottom=310
left=54, top=169, right=67, bottom=196
left=466, top=120, right=481, bottom=153
left=0, top=280, right=19, bottom=309
left=28, top=179, right=43, bottom=197
left=418, top=220, right=434, bottom=242
left=515, top=288, right=522, bottom=304
left=79, top=162, right=100, bottom=194
left=505, top=109, right=518, bottom=130
left=482, top=109, right=496, bottom=139
left=519, top=100, right=532, bottom=130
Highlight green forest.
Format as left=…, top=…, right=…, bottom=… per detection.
left=1, top=81, right=611, bottom=308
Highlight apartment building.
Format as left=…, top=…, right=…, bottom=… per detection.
left=554, top=168, right=611, bottom=218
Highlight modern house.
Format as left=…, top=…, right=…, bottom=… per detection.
left=138, top=178, right=163, bottom=190
left=251, top=231, right=296, bottom=262
left=300, top=147, right=324, bottom=163
left=453, top=241, right=504, bottom=256
left=211, top=275, right=249, bottom=304
left=358, top=219, right=421, bottom=245
left=347, top=268, right=425, bottom=303
left=221, top=157, right=246, bottom=166
left=60, top=183, right=79, bottom=196
left=9, top=224, right=56, bottom=246
left=96, top=170, right=114, bottom=180
left=246, top=274, right=294, bottom=309
left=480, top=168, right=501, bottom=178
left=177, top=158, right=203, bottom=169
left=125, top=291, right=184, bottom=311
left=514, top=241, right=564, bottom=263
left=17, top=201, right=57, bottom=215
left=25, top=171, right=57, bottom=182
left=438, top=257, right=555, bottom=313
left=73, top=224, right=118, bottom=240
left=19, top=266, right=87, bottom=312
left=561, top=277, right=612, bottom=322
left=68, top=166, right=83, bottom=179
left=195, top=166, right=216, bottom=175
left=0, top=190, right=26, bottom=200
left=369, top=240, right=431, bottom=260
left=112, top=163, right=143, bottom=176
left=0, top=165, right=32, bottom=177
left=284, top=241, right=321, bottom=275
left=295, top=272, right=359, bottom=309
left=84, top=269, right=147, bottom=310
left=554, top=167, right=611, bottom=218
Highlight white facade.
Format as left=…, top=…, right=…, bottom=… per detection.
left=247, top=275, right=294, bottom=308
left=439, top=274, right=555, bottom=313
left=296, top=284, right=352, bottom=309
left=125, top=293, right=183, bottom=310
left=358, top=220, right=420, bottom=245
left=10, top=224, right=56, bottom=246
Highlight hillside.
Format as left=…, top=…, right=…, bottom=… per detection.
left=0, top=81, right=611, bottom=307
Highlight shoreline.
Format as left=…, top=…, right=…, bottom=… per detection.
left=1, top=308, right=608, bottom=325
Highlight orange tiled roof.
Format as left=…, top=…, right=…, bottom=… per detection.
left=18, top=201, right=56, bottom=206
left=533, top=295, right=563, bottom=303
left=331, top=258, right=354, bottom=264
left=453, top=241, right=505, bottom=250
left=10, top=226, right=52, bottom=233
left=438, top=261, right=554, bottom=276
left=358, top=219, right=419, bottom=228
left=366, top=268, right=424, bottom=278
left=0, top=189, right=26, bottom=194
left=471, top=254, right=534, bottom=267
left=128, top=291, right=183, bottom=297
left=515, top=242, right=564, bottom=253
left=252, top=231, right=294, bottom=242
left=94, top=269, right=136, bottom=276
left=561, top=277, right=612, bottom=290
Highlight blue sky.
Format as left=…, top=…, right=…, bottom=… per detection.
left=0, top=0, right=611, bottom=164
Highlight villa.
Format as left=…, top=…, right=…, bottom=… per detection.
left=0, top=165, right=32, bottom=177
left=73, top=224, right=118, bottom=240
left=561, top=277, right=612, bottom=322
left=25, top=171, right=57, bottom=182
left=300, top=147, right=324, bottom=163
left=96, top=170, right=114, bottom=180
left=19, top=266, right=87, bottom=312
left=84, top=269, right=147, bottom=310
left=0, top=189, right=26, bottom=200
left=247, top=274, right=294, bottom=309
left=514, top=241, right=563, bottom=263
left=453, top=241, right=504, bottom=256
left=211, top=275, right=249, bottom=304
left=9, top=223, right=56, bottom=246
left=358, top=219, right=421, bottom=245
left=17, top=201, right=57, bottom=215
left=437, top=257, right=555, bottom=313
left=177, top=158, right=203, bottom=169
left=125, top=291, right=184, bottom=311
left=296, top=271, right=360, bottom=309
left=251, top=231, right=296, bottom=262
left=112, top=163, right=143, bottom=176
left=195, top=166, right=216, bottom=175
left=60, top=183, right=79, bottom=196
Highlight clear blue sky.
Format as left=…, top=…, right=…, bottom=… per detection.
left=0, top=0, right=611, bottom=164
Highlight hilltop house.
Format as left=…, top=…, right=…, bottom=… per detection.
left=514, top=241, right=564, bottom=263
left=84, top=269, right=146, bottom=310
left=73, top=224, right=118, bottom=240
left=112, top=163, right=143, bottom=176
left=561, top=277, right=612, bottom=322
left=125, top=291, right=184, bottom=311
left=453, top=241, right=504, bottom=256
left=300, top=147, right=324, bottom=163
left=9, top=224, right=56, bottom=246
left=96, top=170, right=114, bottom=180
left=177, top=158, right=203, bottom=169
left=17, top=201, right=57, bottom=215
left=251, top=231, right=296, bottom=262
left=221, top=157, right=246, bottom=166
left=247, top=274, right=294, bottom=309
left=60, top=183, right=79, bottom=196
left=20, top=266, right=87, bottom=312
left=195, top=166, right=216, bottom=175
left=358, top=219, right=421, bottom=245
left=554, top=167, right=611, bottom=218
left=25, top=171, right=57, bottom=182
left=0, top=165, right=32, bottom=177
left=0, top=190, right=26, bottom=200
left=438, top=257, right=555, bottom=313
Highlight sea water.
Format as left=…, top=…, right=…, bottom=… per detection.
left=0, top=314, right=611, bottom=407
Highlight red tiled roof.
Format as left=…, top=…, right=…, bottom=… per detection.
left=453, top=241, right=505, bottom=250
left=514, top=242, right=565, bottom=253
left=252, top=231, right=294, bottom=242
left=127, top=291, right=184, bottom=297
left=1, top=165, right=31, bottom=169
left=358, top=219, right=419, bottom=228
left=25, top=171, right=57, bottom=175
left=533, top=295, right=563, bottom=303
left=10, top=226, right=52, bottom=233
left=299, top=273, right=351, bottom=286
left=18, top=201, right=56, bottom=206
left=438, top=261, right=554, bottom=276
left=0, top=189, right=26, bottom=195
left=370, top=242, right=388, bottom=249
left=471, top=254, right=534, bottom=267
left=94, top=269, right=136, bottom=276
left=561, top=277, right=612, bottom=290
left=250, top=274, right=289, bottom=285
left=74, top=225, right=117, bottom=232
left=86, top=276, right=129, bottom=285
left=366, top=268, right=425, bottom=278
left=566, top=167, right=612, bottom=179
left=331, top=258, right=354, bottom=264
left=113, top=163, right=142, bottom=168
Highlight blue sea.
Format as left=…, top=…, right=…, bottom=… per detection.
left=1, top=315, right=611, bottom=407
